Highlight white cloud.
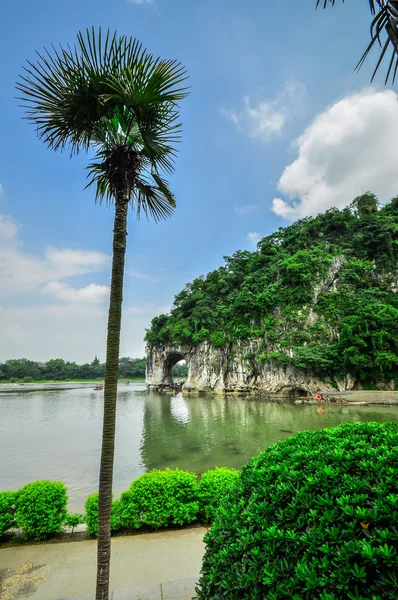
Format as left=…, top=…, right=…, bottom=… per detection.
left=0, top=215, right=19, bottom=241
left=128, top=269, right=159, bottom=281
left=0, top=233, right=109, bottom=295
left=234, top=204, right=259, bottom=217
left=128, top=0, right=153, bottom=4
left=43, top=282, right=109, bottom=304
left=0, top=302, right=168, bottom=362
left=272, top=88, right=398, bottom=220
left=247, top=232, right=261, bottom=247
left=223, top=80, right=306, bottom=142
left=46, top=248, right=109, bottom=276
left=0, top=214, right=167, bottom=362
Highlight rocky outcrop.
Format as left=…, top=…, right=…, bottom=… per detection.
left=146, top=339, right=347, bottom=396
left=146, top=254, right=397, bottom=395
left=146, top=258, right=357, bottom=395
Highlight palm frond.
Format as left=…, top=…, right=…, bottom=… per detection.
left=86, top=152, right=176, bottom=221
left=316, top=1, right=398, bottom=83
left=316, top=0, right=378, bottom=12
left=134, top=176, right=176, bottom=222
left=17, top=27, right=190, bottom=155
left=85, top=126, right=177, bottom=221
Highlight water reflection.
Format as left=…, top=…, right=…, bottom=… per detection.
left=1, top=384, right=397, bottom=511
left=170, top=393, right=190, bottom=425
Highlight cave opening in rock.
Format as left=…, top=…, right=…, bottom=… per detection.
left=163, top=352, right=188, bottom=385
left=291, top=388, right=310, bottom=398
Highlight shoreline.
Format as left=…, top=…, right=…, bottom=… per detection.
left=0, top=381, right=146, bottom=393
left=1, top=384, right=397, bottom=405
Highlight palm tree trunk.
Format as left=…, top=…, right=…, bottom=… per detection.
left=96, top=190, right=129, bottom=600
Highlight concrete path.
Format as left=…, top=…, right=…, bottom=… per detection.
left=0, top=528, right=206, bottom=600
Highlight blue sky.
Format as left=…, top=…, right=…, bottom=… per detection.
left=1, top=0, right=397, bottom=362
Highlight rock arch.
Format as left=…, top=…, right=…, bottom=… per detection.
left=146, top=345, right=190, bottom=391
left=146, top=341, right=335, bottom=395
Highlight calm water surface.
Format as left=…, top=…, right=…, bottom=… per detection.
left=1, top=383, right=397, bottom=511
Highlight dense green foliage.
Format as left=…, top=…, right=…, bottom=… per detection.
left=63, top=512, right=85, bottom=533
left=0, top=491, right=16, bottom=536
left=197, top=467, right=240, bottom=523
left=0, top=468, right=239, bottom=540
left=0, top=356, right=187, bottom=382
left=197, top=422, right=398, bottom=600
left=15, top=481, right=67, bottom=540
left=84, top=494, right=121, bottom=537
left=146, top=195, right=398, bottom=386
left=118, top=469, right=199, bottom=530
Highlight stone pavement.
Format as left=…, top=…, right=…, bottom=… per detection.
left=59, top=577, right=197, bottom=599
left=0, top=528, right=206, bottom=600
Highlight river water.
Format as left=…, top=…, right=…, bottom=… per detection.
left=1, top=383, right=397, bottom=511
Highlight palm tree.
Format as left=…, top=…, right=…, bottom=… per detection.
left=17, top=28, right=189, bottom=600
left=317, top=1, right=398, bottom=81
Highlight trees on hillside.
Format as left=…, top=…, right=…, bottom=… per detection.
left=146, top=197, right=398, bottom=386
left=17, top=28, right=189, bottom=599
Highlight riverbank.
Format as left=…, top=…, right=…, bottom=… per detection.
left=0, top=380, right=145, bottom=393
left=336, top=390, right=398, bottom=405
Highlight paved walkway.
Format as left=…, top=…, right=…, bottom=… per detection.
left=0, top=528, right=206, bottom=600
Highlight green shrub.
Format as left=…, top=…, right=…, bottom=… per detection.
left=198, top=468, right=239, bottom=523
left=23, top=376, right=33, bottom=383
left=16, top=481, right=67, bottom=540
left=210, top=332, right=227, bottom=348
left=85, top=494, right=120, bottom=537
left=63, top=512, right=84, bottom=533
left=0, top=491, right=16, bottom=536
left=118, top=469, right=199, bottom=530
left=197, top=422, right=398, bottom=600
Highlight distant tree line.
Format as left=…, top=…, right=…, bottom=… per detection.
left=0, top=357, right=188, bottom=382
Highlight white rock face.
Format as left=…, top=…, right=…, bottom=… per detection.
left=146, top=340, right=338, bottom=395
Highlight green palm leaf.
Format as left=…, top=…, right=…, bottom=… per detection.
left=317, top=1, right=398, bottom=83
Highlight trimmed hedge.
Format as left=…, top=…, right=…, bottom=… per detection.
left=197, top=467, right=239, bottom=523
left=197, top=422, right=398, bottom=600
left=118, top=468, right=199, bottom=529
left=16, top=480, right=67, bottom=540
left=63, top=512, right=85, bottom=533
left=0, top=491, right=16, bottom=536
left=85, top=494, right=121, bottom=537
left=0, top=468, right=237, bottom=540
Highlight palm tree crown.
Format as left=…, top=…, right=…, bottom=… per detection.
left=17, top=27, right=190, bottom=220
left=317, top=1, right=398, bottom=82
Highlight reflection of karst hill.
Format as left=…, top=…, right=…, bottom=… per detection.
left=140, top=392, right=388, bottom=474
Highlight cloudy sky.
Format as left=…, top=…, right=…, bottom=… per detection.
left=0, top=0, right=397, bottom=362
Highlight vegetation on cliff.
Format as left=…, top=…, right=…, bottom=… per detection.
left=146, top=194, right=398, bottom=386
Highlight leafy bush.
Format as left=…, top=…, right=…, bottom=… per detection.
left=0, top=491, right=16, bottom=536
left=118, top=469, right=199, bottom=530
left=15, top=481, right=67, bottom=540
left=23, top=376, right=33, bottom=383
left=210, top=332, right=227, bottom=348
left=197, top=467, right=239, bottom=523
left=85, top=493, right=120, bottom=537
left=63, top=512, right=84, bottom=533
left=197, top=423, right=398, bottom=600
